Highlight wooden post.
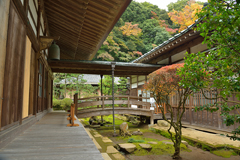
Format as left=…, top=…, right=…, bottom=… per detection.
left=150, top=110, right=154, bottom=125
left=100, top=75, right=103, bottom=123
left=67, top=104, right=79, bottom=127
left=128, top=96, right=130, bottom=108
left=189, top=95, right=193, bottom=125
left=74, top=93, right=78, bottom=116
left=102, top=96, right=105, bottom=109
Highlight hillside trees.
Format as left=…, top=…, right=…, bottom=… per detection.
left=167, top=0, right=204, bottom=12
left=168, top=0, right=203, bottom=31
left=94, top=1, right=176, bottom=61
left=179, top=0, right=240, bottom=140
left=144, top=64, right=193, bottom=159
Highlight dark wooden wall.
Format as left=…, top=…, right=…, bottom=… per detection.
left=171, top=92, right=240, bottom=132
left=1, top=2, right=26, bottom=128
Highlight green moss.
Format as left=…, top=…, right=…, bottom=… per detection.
left=131, top=141, right=191, bottom=156
left=128, top=138, right=145, bottom=143
left=211, top=149, right=237, bottom=158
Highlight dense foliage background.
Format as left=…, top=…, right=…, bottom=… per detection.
left=93, top=0, right=203, bottom=62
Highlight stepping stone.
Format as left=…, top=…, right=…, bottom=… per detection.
left=148, top=141, right=158, bottom=144
left=163, top=141, right=174, bottom=145
left=101, top=153, right=112, bottom=160
left=106, top=146, right=118, bottom=154
left=139, top=143, right=152, bottom=149
left=102, top=137, right=112, bottom=143
left=118, top=143, right=136, bottom=153
left=94, top=134, right=102, bottom=138
left=112, top=153, right=125, bottom=160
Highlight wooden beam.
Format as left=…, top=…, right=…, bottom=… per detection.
left=24, top=0, right=29, bottom=16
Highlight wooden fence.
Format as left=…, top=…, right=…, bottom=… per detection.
left=169, top=91, right=240, bottom=132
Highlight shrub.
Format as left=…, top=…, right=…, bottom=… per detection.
left=62, top=98, right=73, bottom=111
left=53, top=99, right=62, bottom=110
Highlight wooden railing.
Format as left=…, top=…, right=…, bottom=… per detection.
left=76, top=95, right=151, bottom=110
left=74, top=95, right=168, bottom=115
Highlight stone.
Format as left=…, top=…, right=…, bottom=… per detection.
left=106, top=146, right=118, bottom=154
left=181, top=140, right=188, bottom=147
left=101, top=153, right=112, bottom=160
left=112, top=153, right=125, bottom=160
left=119, top=122, right=131, bottom=137
left=132, top=129, right=143, bottom=135
left=157, top=120, right=170, bottom=127
left=139, top=143, right=152, bottom=149
left=94, top=134, right=102, bottom=138
left=163, top=141, right=174, bottom=145
left=102, top=137, right=112, bottom=143
left=118, top=143, right=136, bottom=153
left=148, top=141, right=158, bottom=144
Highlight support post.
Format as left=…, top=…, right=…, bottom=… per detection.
left=67, top=104, right=79, bottom=127
left=74, top=93, right=78, bottom=116
left=150, top=110, right=154, bottom=125
left=111, top=62, right=117, bottom=137
left=100, top=75, right=103, bottom=124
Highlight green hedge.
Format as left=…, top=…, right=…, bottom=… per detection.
left=53, top=98, right=73, bottom=111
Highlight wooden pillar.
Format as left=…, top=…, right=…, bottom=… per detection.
left=74, top=93, right=78, bottom=116
left=169, top=56, right=172, bottom=65
left=100, top=75, right=103, bottom=123
left=150, top=110, right=154, bottom=125
left=0, top=0, right=11, bottom=129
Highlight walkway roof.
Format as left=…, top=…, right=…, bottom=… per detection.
left=44, top=0, right=131, bottom=61
left=48, top=60, right=162, bottom=76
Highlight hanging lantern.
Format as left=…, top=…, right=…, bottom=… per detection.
left=48, top=41, right=60, bottom=60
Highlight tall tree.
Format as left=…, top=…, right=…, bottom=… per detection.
left=144, top=64, right=194, bottom=159
left=179, top=0, right=240, bottom=140
left=99, top=75, right=118, bottom=96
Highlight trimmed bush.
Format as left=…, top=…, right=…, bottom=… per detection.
left=62, top=98, right=73, bottom=111
left=53, top=99, right=62, bottom=110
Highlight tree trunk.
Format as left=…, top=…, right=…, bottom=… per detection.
left=172, top=128, right=182, bottom=160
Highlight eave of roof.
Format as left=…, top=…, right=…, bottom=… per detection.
left=131, top=19, right=201, bottom=63
left=48, top=60, right=163, bottom=76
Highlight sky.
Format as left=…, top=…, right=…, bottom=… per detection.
left=134, top=0, right=208, bottom=10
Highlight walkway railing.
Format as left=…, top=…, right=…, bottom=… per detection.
left=76, top=95, right=151, bottom=110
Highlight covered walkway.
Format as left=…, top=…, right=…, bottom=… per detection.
left=0, top=112, right=103, bottom=160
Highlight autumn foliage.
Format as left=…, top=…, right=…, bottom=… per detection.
left=168, top=0, right=203, bottom=31
left=144, top=63, right=184, bottom=96
left=151, top=11, right=178, bottom=35
left=144, top=63, right=193, bottom=159
left=120, top=22, right=142, bottom=36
